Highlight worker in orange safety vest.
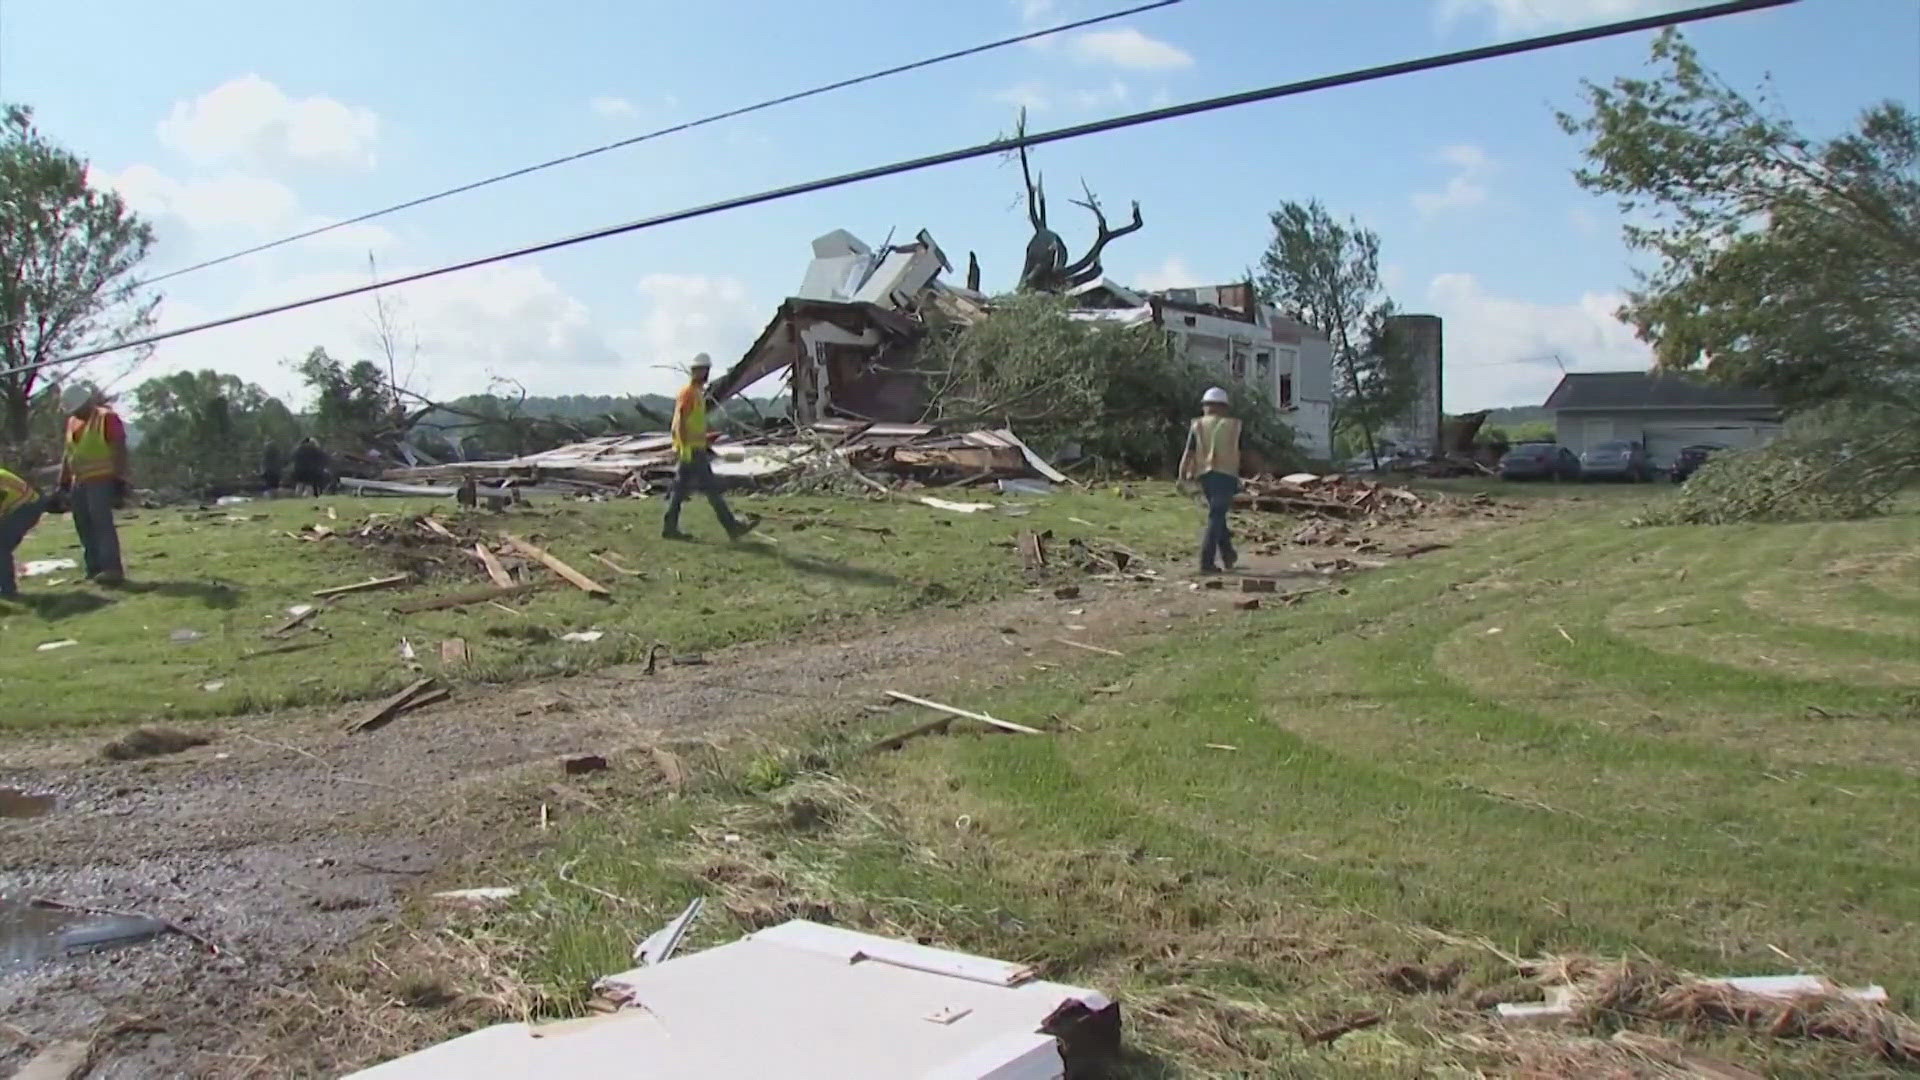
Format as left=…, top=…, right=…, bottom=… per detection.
left=58, top=384, right=130, bottom=585
left=0, top=464, right=47, bottom=599
left=1177, top=386, right=1243, bottom=575
left=662, top=353, right=757, bottom=542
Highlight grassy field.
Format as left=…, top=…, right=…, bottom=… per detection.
left=474, top=493, right=1920, bottom=1076
left=0, top=486, right=1197, bottom=727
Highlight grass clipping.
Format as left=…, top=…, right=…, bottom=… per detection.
left=1637, top=401, right=1920, bottom=526
left=1528, top=956, right=1920, bottom=1067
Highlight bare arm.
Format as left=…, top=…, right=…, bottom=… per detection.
left=1176, top=424, right=1196, bottom=481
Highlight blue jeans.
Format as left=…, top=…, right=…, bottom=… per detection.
left=1, top=497, right=47, bottom=596
left=664, top=452, right=741, bottom=535
left=1199, top=471, right=1238, bottom=571
left=70, top=479, right=123, bottom=580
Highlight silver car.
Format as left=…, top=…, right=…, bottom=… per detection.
left=1579, top=440, right=1654, bottom=482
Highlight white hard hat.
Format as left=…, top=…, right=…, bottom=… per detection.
left=60, top=383, right=95, bottom=412
left=690, top=352, right=712, bottom=370
left=1201, top=386, right=1230, bottom=406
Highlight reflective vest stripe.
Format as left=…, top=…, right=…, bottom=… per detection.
left=673, top=389, right=708, bottom=463
left=66, top=411, right=117, bottom=481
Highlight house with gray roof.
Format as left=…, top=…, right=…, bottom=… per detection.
left=1543, top=371, right=1782, bottom=469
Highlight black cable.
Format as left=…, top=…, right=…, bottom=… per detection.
left=14, top=0, right=1797, bottom=376
left=137, top=0, right=1183, bottom=287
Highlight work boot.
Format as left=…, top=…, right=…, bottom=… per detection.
left=725, top=515, right=760, bottom=542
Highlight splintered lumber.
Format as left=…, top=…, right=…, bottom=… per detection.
left=590, top=552, right=644, bottom=577
left=473, top=543, right=513, bottom=588
left=867, top=715, right=953, bottom=753
left=502, top=533, right=609, bottom=596
left=348, top=677, right=437, bottom=734
left=420, top=516, right=456, bottom=540
left=1054, top=638, right=1123, bottom=658
left=883, top=691, right=1042, bottom=735
left=312, top=573, right=412, bottom=599
left=10, top=1039, right=94, bottom=1080
left=265, top=603, right=322, bottom=638
left=391, top=580, right=550, bottom=614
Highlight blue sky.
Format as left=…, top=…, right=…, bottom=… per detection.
left=3, top=0, right=1915, bottom=409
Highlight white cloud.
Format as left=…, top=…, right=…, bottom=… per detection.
left=1425, top=272, right=1651, bottom=408
left=94, top=164, right=299, bottom=233
left=616, top=274, right=766, bottom=381
left=1412, top=144, right=1494, bottom=216
left=590, top=96, right=636, bottom=119
left=992, top=83, right=1054, bottom=113
left=1015, top=0, right=1057, bottom=25
left=1436, top=0, right=1684, bottom=36
left=1068, top=28, right=1193, bottom=71
left=1072, top=80, right=1131, bottom=110
left=296, top=220, right=401, bottom=256
left=158, top=75, right=379, bottom=171
left=1130, top=255, right=1203, bottom=293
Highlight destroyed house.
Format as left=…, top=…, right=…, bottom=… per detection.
left=1067, top=279, right=1336, bottom=460
left=710, top=230, right=1334, bottom=461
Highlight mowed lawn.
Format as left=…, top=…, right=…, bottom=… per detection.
left=490, top=495, right=1920, bottom=1077
left=0, top=486, right=1197, bottom=727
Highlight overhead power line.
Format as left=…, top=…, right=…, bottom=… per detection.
left=137, top=0, right=1184, bottom=287
left=8, top=0, right=1796, bottom=379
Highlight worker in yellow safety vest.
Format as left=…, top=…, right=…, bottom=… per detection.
left=58, top=384, right=130, bottom=585
left=1177, top=386, right=1243, bottom=575
left=0, top=465, right=48, bottom=599
left=662, top=353, right=757, bottom=542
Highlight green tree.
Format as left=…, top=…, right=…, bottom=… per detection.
left=128, top=369, right=303, bottom=490
left=0, top=105, right=159, bottom=442
left=294, top=346, right=395, bottom=450
left=1254, top=200, right=1413, bottom=465
left=1558, top=29, right=1920, bottom=410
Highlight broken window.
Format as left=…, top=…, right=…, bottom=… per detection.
left=1255, top=351, right=1272, bottom=388
left=1278, top=373, right=1294, bottom=407
left=1230, top=349, right=1247, bottom=381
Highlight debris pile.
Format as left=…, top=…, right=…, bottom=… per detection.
left=378, top=421, right=1069, bottom=500
left=1234, top=473, right=1432, bottom=519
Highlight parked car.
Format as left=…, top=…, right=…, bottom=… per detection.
left=1669, top=443, right=1727, bottom=483
left=1498, top=442, right=1581, bottom=482
left=1580, top=440, right=1653, bottom=482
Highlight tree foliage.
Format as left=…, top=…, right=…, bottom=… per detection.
left=1254, top=199, right=1415, bottom=461
left=294, top=346, right=399, bottom=451
left=917, top=292, right=1298, bottom=475
left=0, top=105, right=159, bottom=442
left=128, top=369, right=302, bottom=491
left=1559, top=29, right=1920, bottom=410
left=1635, top=401, right=1920, bottom=526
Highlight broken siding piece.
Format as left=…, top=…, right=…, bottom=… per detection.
left=502, top=534, right=610, bottom=596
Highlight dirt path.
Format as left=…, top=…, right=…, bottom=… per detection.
left=0, top=560, right=1294, bottom=1077
left=0, top=502, right=1506, bottom=1077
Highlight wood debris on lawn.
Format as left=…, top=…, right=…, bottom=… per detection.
left=441, top=639, right=468, bottom=665
left=502, top=534, right=609, bottom=596
left=562, top=754, right=610, bottom=776
left=473, top=543, right=513, bottom=587
left=1055, top=638, right=1123, bottom=657
left=431, top=887, right=519, bottom=905
left=883, top=691, right=1042, bottom=735
left=346, top=678, right=447, bottom=734
left=266, top=603, right=320, bottom=638
left=9, top=1038, right=93, bottom=1080
left=312, top=573, right=412, bottom=599
left=391, top=581, right=551, bottom=614
left=590, top=552, right=644, bottom=577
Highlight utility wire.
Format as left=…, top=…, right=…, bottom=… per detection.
left=137, top=0, right=1183, bottom=287
left=7, top=0, right=1796, bottom=379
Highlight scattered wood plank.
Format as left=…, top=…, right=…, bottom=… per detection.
left=1302, top=1011, right=1382, bottom=1047
left=590, top=552, right=644, bottom=578
left=883, top=691, right=1042, bottom=736
left=238, top=639, right=336, bottom=662
left=312, top=573, right=412, bottom=599
left=1016, top=530, right=1047, bottom=571
left=419, top=517, right=456, bottom=540
left=1054, top=638, right=1123, bottom=658
left=502, top=534, right=609, bottom=596
left=473, top=543, right=513, bottom=588
left=441, top=639, right=468, bottom=665
left=347, top=678, right=437, bottom=734
left=867, top=715, right=953, bottom=753
left=265, top=603, right=321, bottom=638
left=391, top=581, right=550, bottom=615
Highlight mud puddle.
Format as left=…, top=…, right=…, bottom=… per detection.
left=0, top=897, right=168, bottom=971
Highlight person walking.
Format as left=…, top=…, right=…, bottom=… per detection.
left=59, top=385, right=129, bottom=585
left=662, top=353, right=756, bottom=542
left=0, top=464, right=47, bottom=600
left=1177, top=386, right=1243, bottom=575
